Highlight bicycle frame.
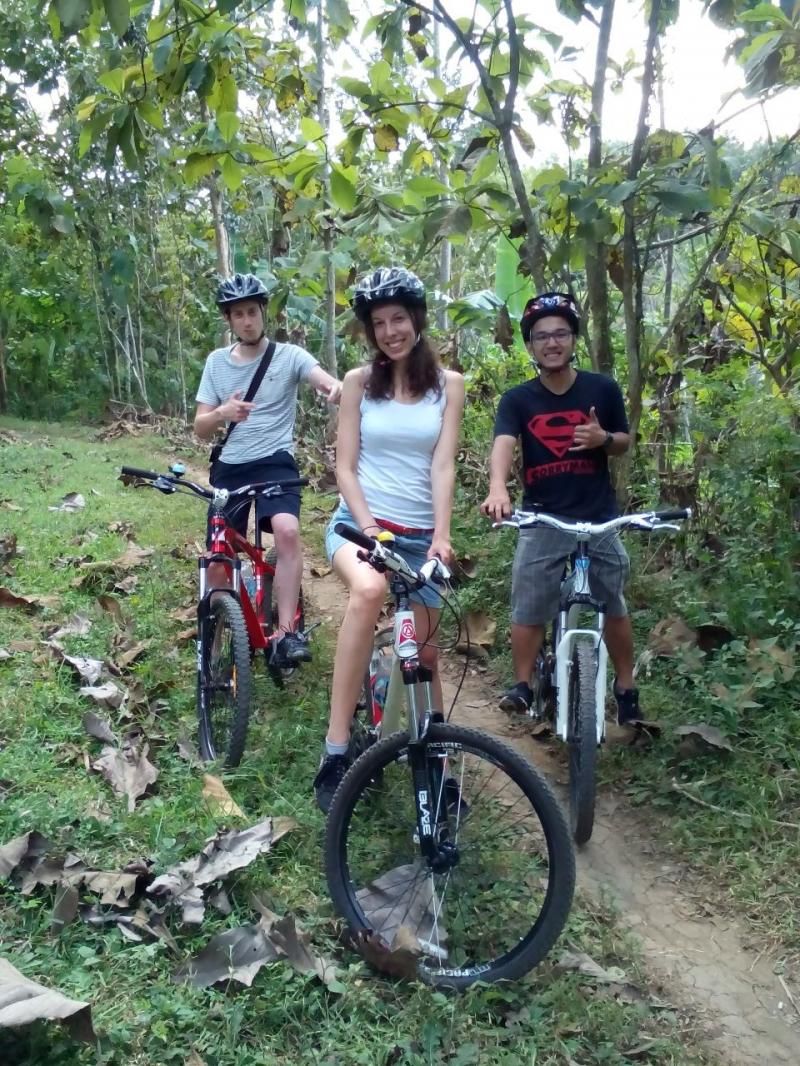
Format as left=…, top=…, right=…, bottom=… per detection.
left=202, top=509, right=276, bottom=651
left=553, top=549, right=607, bottom=745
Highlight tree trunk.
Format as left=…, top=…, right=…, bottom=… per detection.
left=315, top=0, right=338, bottom=377
left=617, top=0, right=663, bottom=499
left=584, top=0, right=615, bottom=374
left=209, top=178, right=231, bottom=279
left=0, top=320, right=7, bottom=413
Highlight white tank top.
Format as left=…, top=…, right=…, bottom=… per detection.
left=355, top=385, right=447, bottom=528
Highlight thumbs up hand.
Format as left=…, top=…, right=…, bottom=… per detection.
left=569, top=406, right=607, bottom=452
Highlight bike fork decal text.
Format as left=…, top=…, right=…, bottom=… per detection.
left=418, top=789, right=432, bottom=837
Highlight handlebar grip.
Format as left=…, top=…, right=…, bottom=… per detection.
left=274, top=478, right=309, bottom=489
left=334, top=522, right=376, bottom=551
left=653, top=508, right=691, bottom=521
left=120, top=466, right=161, bottom=480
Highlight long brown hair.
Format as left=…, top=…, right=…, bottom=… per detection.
left=362, top=304, right=442, bottom=401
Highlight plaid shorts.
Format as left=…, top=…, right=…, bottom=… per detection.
left=511, top=525, right=630, bottom=625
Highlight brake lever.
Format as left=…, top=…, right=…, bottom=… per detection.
left=153, top=476, right=176, bottom=494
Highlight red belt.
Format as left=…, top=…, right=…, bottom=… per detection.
left=376, top=518, right=434, bottom=536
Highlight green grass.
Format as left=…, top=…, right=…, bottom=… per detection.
left=0, top=420, right=713, bottom=1066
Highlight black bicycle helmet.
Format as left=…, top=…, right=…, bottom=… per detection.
left=216, top=273, right=269, bottom=309
left=351, top=266, right=427, bottom=322
left=520, top=291, right=580, bottom=341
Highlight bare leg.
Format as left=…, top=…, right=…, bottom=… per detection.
left=413, top=603, right=443, bottom=712
left=270, top=513, right=303, bottom=632
left=327, top=543, right=387, bottom=746
left=603, top=614, right=635, bottom=689
left=511, top=622, right=546, bottom=684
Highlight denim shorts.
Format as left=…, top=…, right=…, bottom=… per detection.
left=325, top=504, right=443, bottom=609
left=511, top=525, right=630, bottom=625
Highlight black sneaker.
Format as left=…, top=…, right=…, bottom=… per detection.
left=499, top=681, right=533, bottom=714
left=614, top=680, right=643, bottom=726
left=270, top=631, right=312, bottom=668
left=313, top=753, right=350, bottom=814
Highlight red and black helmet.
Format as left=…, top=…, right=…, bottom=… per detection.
left=520, top=291, right=580, bottom=341
left=216, top=273, right=269, bottom=309
left=351, top=267, right=427, bottom=322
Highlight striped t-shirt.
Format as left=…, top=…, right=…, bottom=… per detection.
left=196, top=341, right=318, bottom=464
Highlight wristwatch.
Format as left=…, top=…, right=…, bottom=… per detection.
left=602, top=431, right=614, bottom=450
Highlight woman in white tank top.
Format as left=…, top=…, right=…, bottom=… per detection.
left=313, top=267, right=465, bottom=812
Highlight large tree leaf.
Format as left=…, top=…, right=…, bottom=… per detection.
left=0, top=957, right=95, bottom=1042
left=104, top=0, right=130, bottom=37
left=330, top=166, right=357, bottom=212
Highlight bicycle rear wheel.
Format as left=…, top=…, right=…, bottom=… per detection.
left=567, top=642, right=598, bottom=845
left=325, top=722, right=575, bottom=988
left=197, top=593, right=252, bottom=767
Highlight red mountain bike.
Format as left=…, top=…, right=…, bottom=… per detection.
left=121, top=464, right=309, bottom=766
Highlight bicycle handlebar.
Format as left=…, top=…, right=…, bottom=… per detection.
left=334, top=522, right=452, bottom=587
left=120, top=466, right=309, bottom=501
left=121, top=466, right=162, bottom=481
left=496, top=507, right=691, bottom=536
left=334, top=522, right=377, bottom=552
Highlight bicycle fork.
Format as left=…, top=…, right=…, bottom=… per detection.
left=391, top=595, right=457, bottom=872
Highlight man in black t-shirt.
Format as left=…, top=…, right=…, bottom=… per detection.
left=481, top=292, right=642, bottom=725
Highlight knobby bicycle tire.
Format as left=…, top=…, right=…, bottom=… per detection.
left=197, top=593, right=252, bottom=767
left=567, top=642, right=598, bottom=845
left=325, top=722, right=575, bottom=989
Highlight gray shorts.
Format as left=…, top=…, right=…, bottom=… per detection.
left=511, top=526, right=630, bottom=625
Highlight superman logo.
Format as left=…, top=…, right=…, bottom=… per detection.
left=528, top=410, right=588, bottom=458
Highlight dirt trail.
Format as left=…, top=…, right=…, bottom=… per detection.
left=307, top=561, right=800, bottom=1066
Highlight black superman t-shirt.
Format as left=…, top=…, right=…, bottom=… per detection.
left=494, top=371, right=629, bottom=520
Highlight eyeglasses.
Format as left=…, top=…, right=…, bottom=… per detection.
left=530, top=329, right=573, bottom=344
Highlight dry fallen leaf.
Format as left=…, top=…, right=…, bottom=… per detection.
left=0, top=533, right=17, bottom=564
left=114, top=575, right=139, bottom=595
left=345, top=926, right=422, bottom=981
left=112, top=639, right=150, bottom=671
left=355, top=862, right=444, bottom=949
left=456, top=611, right=496, bottom=657
left=263, top=911, right=341, bottom=988
left=173, top=923, right=280, bottom=988
left=149, top=817, right=297, bottom=905
left=0, top=956, right=95, bottom=1042
left=557, top=949, right=627, bottom=984
left=92, top=734, right=158, bottom=812
left=0, top=587, right=60, bottom=612
left=46, top=644, right=105, bottom=685
left=47, top=614, right=93, bottom=641
left=48, top=492, right=86, bottom=513
left=81, top=681, right=126, bottom=710
left=674, top=722, right=733, bottom=758
left=82, top=711, right=116, bottom=743
left=96, top=595, right=126, bottom=626
left=648, top=616, right=697, bottom=656
left=202, top=774, right=245, bottom=818
left=0, top=831, right=53, bottom=880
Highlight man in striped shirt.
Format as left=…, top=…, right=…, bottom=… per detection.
left=195, top=273, right=341, bottom=669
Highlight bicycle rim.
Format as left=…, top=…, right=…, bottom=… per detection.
left=568, top=642, right=598, bottom=845
left=197, top=594, right=252, bottom=767
left=325, top=723, right=575, bottom=988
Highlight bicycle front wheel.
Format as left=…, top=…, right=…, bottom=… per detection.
left=568, top=642, right=598, bottom=845
left=197, top=593, right=252, bottom=767
left=325, top=723, right=575, bottom=988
